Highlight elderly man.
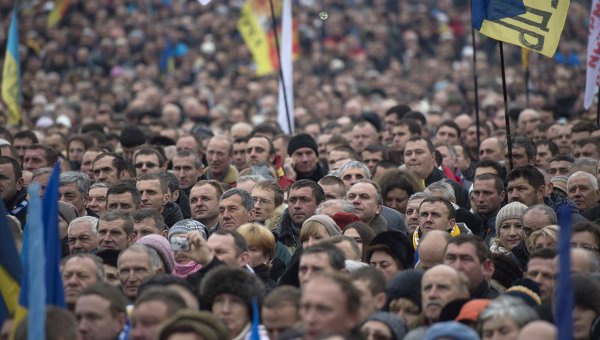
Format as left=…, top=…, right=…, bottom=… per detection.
left=479, top=137, right=505, bottom=162
left=346, top=179, right=388, bottom=234
left=60, top=171, right=93, bottom=217
left=522, top=204, right=557, bottom=239
left=97, top=210, right=133, bottom=251
left=420, top=264, right=470, bottom=324
left=62, top=253, right=104, bottom=310
left=205, top=135, right=238, bottom=186
left=405, top=193, right=428, bottom=235
left=86, top=182, right=108, bottom=216
left=67, top=216, right=99, bottom=254
left=118, top=244, right=163, bottom=301
left=92, top=153, right=131, bottom=185
left=218, top=188, right=252, bottom=231
left=568, top=171, right=599, bottom=213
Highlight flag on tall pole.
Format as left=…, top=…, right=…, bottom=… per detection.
left=584, top=0, right=600, bottom=110
left=277, top=0, right=294, bottom=134
left=1, top=8, right=22, bottom=126
left=472, top=0, right=570, bottom=57
left=42, top=163, right=65, bottom=307
left=47, top=0, right=70, bottom=28
left=26, top=182, right=46, bottom=340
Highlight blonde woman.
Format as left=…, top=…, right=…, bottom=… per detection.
left=527, top=225, right=559, bottom=252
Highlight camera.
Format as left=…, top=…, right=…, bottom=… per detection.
left=170, top=236, right=190, bottom=251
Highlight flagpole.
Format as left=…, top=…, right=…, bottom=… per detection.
left=499, top=41, right=514, bottom=171
left=597, top=90, right=600, bottom=126
left=268, top=0, right=292, bottom=133
left=469, top=1, right=481, bottom=148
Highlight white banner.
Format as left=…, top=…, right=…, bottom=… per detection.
left=585, top=0, right=600, bottom=109
left=277, top=0, right=294, bottom=134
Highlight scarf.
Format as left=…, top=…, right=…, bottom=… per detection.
left=172, top=261, right=203, bottom=278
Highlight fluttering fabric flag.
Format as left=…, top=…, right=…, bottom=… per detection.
left=1, top=8, right=22, bottom=126
left=47, top=0, right=70, bottom=28
left=0, top=199, right=22, bottom=328
left=471, top=0, right=570, bottom=57
left=556, top=204, right=573, bottom=340
left=26, top=182, right=46, bottom=340
left=277, top=0, right=294, bottom=134
left=160, top=39, right=176, bottom=74
left=584, top=0, right=600, bottom=109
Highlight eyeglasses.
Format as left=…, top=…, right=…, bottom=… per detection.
left=135, top=162, right=158, bottom=169
left=252, top=197, right=272, bottom=206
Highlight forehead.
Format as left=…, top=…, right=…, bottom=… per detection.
left=550, top=160, right=571, bottom=167
left=252, top=187, right=274, bottom=198
left=108, top=192, right=134, bottom=202
left=438, top=125, right=457, bottom=133
left=208, top=233, right=235, bottom=247
left=208, top=139, right=231, bottom=151
left=173, top=155, right=195, bottom=165
left=300, top=252, right=331, bottom=266
left=89, top=187, right=108, bottom=196
left=446, top=242, right=477, bottom=256
left=25, top=148, right=45, bottom=157
left=348, top=182, right=376, bottom=195
left=405, top=140, right=428, bottom=151
left=248, top=137, right=269, bottom=148
left=177, top=137, right=197, bottom=147
left=474, top=178, right=496, bottom=189
left=289, top=186, right=314, bottom=198
left=407, top=198, right=424, bottom=207
left=220, top=194, right=243, bottom=206
left=362, top=151, right=383, bottom=158
left=508, top=177, right=532, bottom=188
left=135, top=153, right=159, bottom=162
left=69, top=221, right=93, bottom=233
left=353, top=124, right=375, bottom=133
left=98, top=219, right=125, bottom=229
left=569, top=175, right=592, bottom=186
left=191, top=184, right=218, bottom=197
left=341, top=167, right=367, bottom=177
left=527, top=257, right=554, bottom=268
left=65, top=257, right=96, bottom=270
left=83, top=151, right=101, bottom=160
left=475, top=167, right=497, bottom=177
left=420, top=201, right=447, bottom=211
left=481, top=139, right=498, bottom=148
left=137, top=179, right=162, bottom=190
left=76, top=294, right=111, bottom=311
left=60, top=182, right=79, bottom=191
left=94, top=156, right=115, bottom=167
left=423, top=267, right=456, bottom=283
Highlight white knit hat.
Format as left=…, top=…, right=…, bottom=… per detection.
left=495, top=202, right=528, bottom=234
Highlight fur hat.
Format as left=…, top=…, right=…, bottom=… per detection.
left=287, top=133, right=318, bottom=156
left=199, top=266, right=265, bottom=312
left=136, top=235, right=175, bottom=274
left=169, top=219, right=208, bottom=240
left=386, top=269, right=423, bottom=312
left=303, top=214, right=342, bottom=236
left=156, top=311, right=229, bottom=340
left=367, top=231, right=414, bottom=270
left=495, top=202, right=527, bottom=235
left=364, top=312, right=408, bottom=339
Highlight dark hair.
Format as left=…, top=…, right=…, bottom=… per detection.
left=99, top=209, right=134, bottom=236
left=135, top=145, right=167, bottom=167
left=263, top=286, right=301, bottom=309
left=550, top=155, right=575, bottom=164
left=174, top=149, right=203, bottom=168
left=94, top=152, right=129, bottom=175
left=419, top=196, right=456, bottom=220
left=311, top=272, right=362, bottom=315
left=405, top=135, right=435, bottom=154
left=385, top=104, right=411, bottom=120
left=132, top=208, right=167, bottom=232
left=475, top=160, right=507, bottom=182
left=138, top=172, right=169, bottom=195
left=249, top=134, right=276, bottom=156
left=0, top=155, right=22, bottom=179
left=491, top=253, right=523, bottom=289
left=134, top=287, right=187, bottom=314
left=436, top=120, right=461, bottom=138
left=302, top=243, right=346, bottom=271
left=528, top=247, right=557, bottom=263
left=512, top=136, right=536, bottom=161
left=200, top=266, right=265, bottom=315
left=213, top=228, right=248, bottom=253
left=397, top=118, right=422, bottom=136
left=27, top=144, right=59, bottom=166
left=251, top=123, right=283, bottom=137
left=191, top=179, right=224, bottom=198
left=507, top=165, right=545, bottom=190
left=119, top=125, right=147, bottom=148
left=403, top=111, right=427, bottom=126
left=80, top=283, right=127, bottom=317
left=473, top=173, right=505, bottom=194
left=253, top=180, right=284, bottom=207
left=108, top=180, right=141, bottom=207
left=572, top=121, right=595, bottom=134
left=363, top=143, right=386, bottom=155
left=343, top=221, right=376, bottom=262
left=446, top=234, right=491, bottom=264
left=221, top=188, right=253, bottom=212
left=571, top=221, right=600, bottom=248
left=330, top=144, right=360, bottom=161
left=14, top=130, right=38, bottom=143
left=377, top=169, right=421, bottom=202
left=573, top=273, right=600, bottom=314
left=289, top=179, right=325, bottom=205
left=349, top=266, right=386, bottom=295
left=138, top=273, right=196, bottom=296
left=535, top=139, right=559, bottom=157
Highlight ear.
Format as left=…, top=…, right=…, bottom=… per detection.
left=482, top=258, right=495, bottom=280
left=498, top=190, right=506, bottom=202
left=374, top=292, right=387, bottom=310
left=239, top=251, right=250, bottom=267
left=198, top=166, right=205, bottom=177
left=545, top=182, right=554, bottom=196
left=375, top=203, right=381, bottom=215
left=83, top=192, right=90, bottom=205
left=163, top=193, right=171, bottom=204
left=119, top=169, right=130, bottom=179
left=161, top=230, right=168, bottom=238
left=448, top=218, right=456, bottom=230
left=16, top=177, right=24, bottom=192
left=537, top=185, right=546, bottom=201
left=171, top=190, right=180, bottom=202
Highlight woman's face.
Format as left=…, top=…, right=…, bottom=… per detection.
left=343, top=227, right=363, bottom=253
left=302, top=224, right=329, bottom=249
left=533, top=235, right=556, bottom=250
left=389, top=298, right=421, bottom=329
left=369, top=250, right=400, bottom=282
left=481, top=315, right=520, bottom=340
left=573, top=306, right=597, bottom=340
left=361, top=320, right=393, bottom=340
left=385, top=188, right=409, bottom=214
left=499, top=218, right=523, bottom=251
left=247, top=244, right=269, bottom=268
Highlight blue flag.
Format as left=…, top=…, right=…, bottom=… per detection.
left=556, top=204, right=573, bottom=340
left=471, top=0, right=526, bottom=30
left=250, top=297, right=260, bottom=340
left=43, top=163, right=65, bottom=307
left=0, top=199, right=22, bottom=326
left=26, top=182, right=46, bottom=340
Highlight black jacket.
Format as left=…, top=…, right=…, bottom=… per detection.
left=5, top=188, right=28, bottom=227
left=163, top=201, right=184, bottom=228
left=296, top=163, right=327, bottom=182
left=425, top=167, right=471, bottom=210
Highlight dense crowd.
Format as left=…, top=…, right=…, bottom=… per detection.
left=2, top=0, right=600, bottom=339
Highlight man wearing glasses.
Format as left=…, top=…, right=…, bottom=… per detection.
left=133, top=146, right=167, bottom=176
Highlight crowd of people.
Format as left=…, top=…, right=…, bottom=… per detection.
left=1, top=0, right=600, bottom=339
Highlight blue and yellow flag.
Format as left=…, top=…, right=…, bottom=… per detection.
left=0, top=199, right=22, bottom=328
left=472, top=0, right=570, bottom=57
left=1, top=8, right=21, bottom=126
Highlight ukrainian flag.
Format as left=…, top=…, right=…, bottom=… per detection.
left=47, top=0, right=70, bottom=28
left=1, top=8, right=21, bottom=126
left=471, top=0, right=570, bottom=57
left=0, top=199, right=23, bottom=329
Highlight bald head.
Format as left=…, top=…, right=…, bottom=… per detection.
left=517, top=321, right=556, bottom=340
left=553, top=248, right=600, bottom=274
left=418, top=230, right=450, bottom=271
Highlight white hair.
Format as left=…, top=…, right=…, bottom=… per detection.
left=568, top=171, right=599, bottom=191
left=67, top=216, right=99, bottom=235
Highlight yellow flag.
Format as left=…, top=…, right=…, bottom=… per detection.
left=479, top=0, right=570, bottom=57
left=237, top=1, right=275, bottom=76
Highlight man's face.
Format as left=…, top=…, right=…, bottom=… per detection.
left=118, top=250, right=155, bottom=299
left=320, top=183, right=345, bottom=200
left=246, top=137, right=272, bottom=167
left=206, top=138, right=232, bottom=176
left=68, top=221, right=99, bottom=254
left=300, top=277, right=358, bottom=340
left=351, top=124, right=377, bottom=153
left=571, top=231, right=600, bottom=252
left=327, top=150, right=352, bottom=170
left=507, top=177, right=543, bottom=207
left=219, top=194, right=249, bottom=231
left=75, top=294, right=125, bottom=340
left=552, top=125, right=571, bottom=155
left=134, top=154, right=161, bottom=176
left=103, top=265, right=120, bottom=287
left=81, top=151, right=101, bottom=182
left=298, top=252, right=334, bottom=286
left=404, top=140, right=435, bottom=179
left=68, top=140, right=86, bottom=162
left=525, top=257, right=555, bottom=300
left=132, top=218, right=161, bottom=242
left=435, top=126, right=459, bottom=145
left=436, top=145, right=456, bottom=170
left=251, top=187, right=276, bottom=223
left=406, top=198, right=424, bottom=234
left=232, top=142, right=248, bottom=170
left=352, top=279, right=383, bottom=322
left=574, top=143, right=600, bottom=159
left=548, top=160, right=572, bottom=177
left=189, top=184, right=220, bottom=225
left=479, top=138, right=502, bottom=161
left=107, top=192, right=137, bottom=212
left=288, top=187, right=318, bottom=225
left=0, top=163, right=22, bottom=203
left=340, top=168, right=368, bottom=189
left=421, top=266, right=468, bottom=323
left=172, top=155, right=202, bottom=190
left=568, top=176, right=599, bottom=212
left=60, top=182, right=87, bottom=215
left=207, top=233, right=242, bottom=266
left=444, top=243, right=488, bottom=291
left=472, top=179, right=505, bottom=217
left=93, top=156, right=121, bottom=184
left=262, top=303, right=298, bottom=340
left=518, top=111, right=540, bottom=137
left=212, top=294, right=250, bottom=337
left=391, top=125, right=411, bottom=151
left=522, top=209, right=552, bottom=239
left=505, top=146, right=530, bottom=168
left=97, top=219, right=129, bottom=250
left=62, top=257, right=99, bottom=306
left=535, top=144, right=553, bottom=170
left=465, top=125, right=487, bottom=149
left=419, top=201, right=454, bottom=235
left=292, top=147, right=318, bottom=175
left=137, top=179, right=167, bottom=213
left=361, top=151, right=383, bottom=175
left=176, top=136, right=199, bottom=154
left=347, top=182, right=381, bottom=224
left=23, top=148, right=48, bottom=172
left=130, top=300, right=170, bottom=340
left=12, top=137, right=31, bottom=162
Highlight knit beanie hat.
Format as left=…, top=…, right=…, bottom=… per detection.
left=58, top=201, right=79, bottom=224
left=287, top=133, right=318, bottom=156
left=364, top=312, right=408, bottom=339
left=169, top=219, right=208, bottom=240
left=385, top=269, right=424, bottom=312
left=303, top=214, right=342, bottom=236
left=136, top=235, right=175, bottom=274
left=495, top=202, right=527, bottom=235
left=332, top=212, right=361, bottom=230
left=506, top=278, right=542, bottom=307
left=424, top=321, right=479, bottom=340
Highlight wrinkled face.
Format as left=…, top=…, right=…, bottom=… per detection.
left=207, top=233, right=240, bottom=266
left=93, top=156, right=121, bottom=185
left=340, top=168, right=368, bottom=189
left=481, top=315, right=520, bottom=340
left=479, top=138, right=502, bottom=161
left=251, top=187, right=276, bottom=223
left=444, top=243, right=487, bottom=291
left=68, top=140, right=86, bottom=162
left=419, top=201, right=453, bottom=235
left=362, top=151, right=383, bottom=174
left=288, top=187, right=318, bottom=226
left=300, top=277, right=357, bottom=340
left=60, top=182, right=87, bottom=214
left=218, top=194, right=249, bottom=231
left=548, top=160, right=571, bottom=177
left=262, top=304, right=298, bottom=340
left=472, top=179, right=504, bottom=217
left=498, top=218, right=523, bottom=251
left=212, top=293, right=250, bottom=338
left=421, top=266, right=467, bottom=323
left=0, top=163, right=21, bottom=203
left=435, top=126, right=459, bottom=145
left=522, top=209, right=552, bottom=239
left=525, top=257, right=555, bottom=300
left=107, top=192, right=137, bottom=213
left=206, top=138, right=232, bottom=176
left=568, top=176, right=599, bottom=212
left=172, top=155, right=202, bottom=190
left=75, top=294, right=124, bottom=340
left=328, top=150, right=352, bottom=169
left=405, top=198, right=424, bottom=234
left=404, top=140, right=435, bottom=179
left=23, top=148, right=48, bottom=172
left=385, top=188, right=409, bottom=214
left=130, top=298, right=170, bottom=340
left=176, top=136, right=199, bottom=153
left=347, top=182, right=381, bottom=224
left=189, top=184, right=220, bottom=225
left=246, top=137, right=272, bottom=167
left=518, top=111, right=540, bottom=137
left=298, top=252, right=333, bottom=287
left=369, top=250, right=400, bottom=282
left=62, top=257, right=99, bottom=306
left=118, top=250, right=154, bottom=299
left=68, top=221, right=99, bottom=254
left=507, top=177, right=543, bottom=206
left=292, top=147, right=318, bottom=174
left=134, top=154, right=161, bottom=176
left=137, top=179, right=167, bottom=212
left=573, top=142, right=600, bottom=159
left=436, top=145, right=456, bottom=170
left=97, top=219, right=129, bottom=250
left=552, top=125, right=571, bottom=155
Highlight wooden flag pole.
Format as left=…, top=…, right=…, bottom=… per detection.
left=499, top=41, right=514, bottom=171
